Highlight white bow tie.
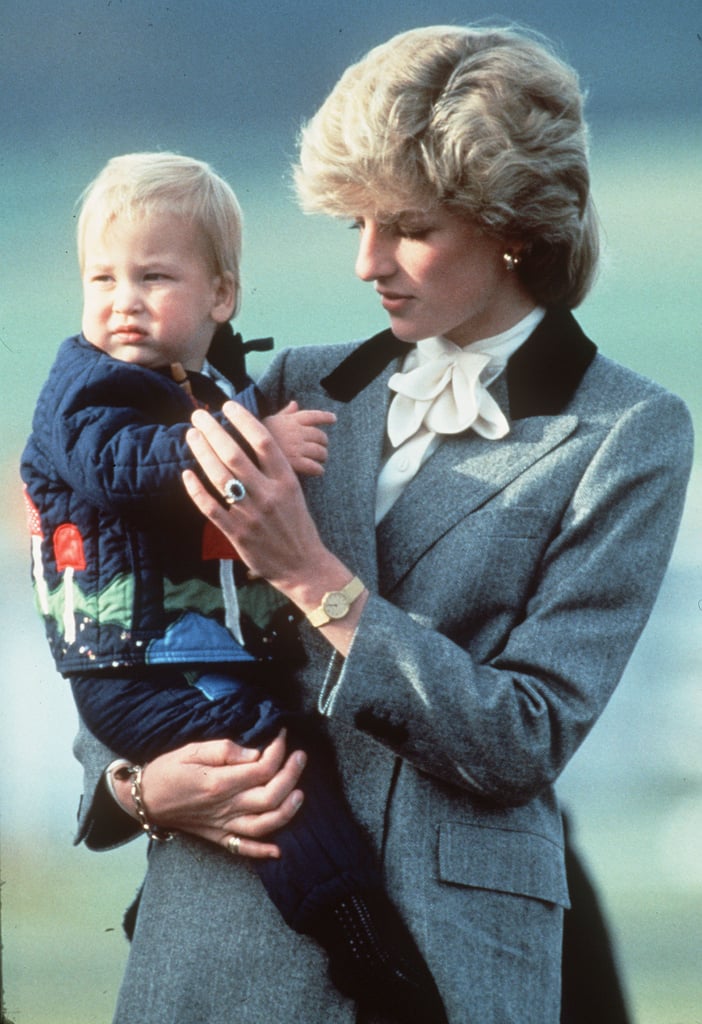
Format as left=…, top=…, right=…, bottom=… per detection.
left=387, top=337, right=510, bottom=448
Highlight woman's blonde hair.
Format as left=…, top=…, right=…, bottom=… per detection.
left=295, top=25, right=599, bottom=308
left=77, top=151, right=243, bottom=314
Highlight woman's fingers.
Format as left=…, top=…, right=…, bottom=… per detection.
left=211, top=743, right=308, bottom=859
left=138, top=733, right=306, bottom=856
left=185, top=404, right=294, bottom=525
left=185, top=406, right=326, bottom=588
left=184, top=425, right=251, bottom=505
left=182, top=737, right=263, bottom=769
left=223, top=783, right=305, bottom=841
left=182, top=467, right=225, bottom=524
left=189, top=402, right=290, bottom=490
left=222, top=836, right=282, bottom=860
left=189, top=732, right=305, bottom=819
left=181, top=824, right=282, bottom=859
left=219, top=746, right=307, bottom=819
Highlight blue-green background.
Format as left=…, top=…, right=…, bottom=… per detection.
left=1, top=2, right=700, bottom=1021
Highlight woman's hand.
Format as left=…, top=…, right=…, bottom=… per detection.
left=184, top=402, right=367, bottom=652
left=112, top=732, right=306, bottom=859
left=185, top=402, right=325, bottom=590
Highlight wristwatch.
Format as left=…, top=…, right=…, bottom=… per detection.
left=306, top=576, right=365, bottom=627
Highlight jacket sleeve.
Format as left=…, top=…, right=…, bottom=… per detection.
left=315, top=390, right=694, bottom=805
left=41, top=358, right=250, bottom=519
left=70, top=672, right=287, bottom=765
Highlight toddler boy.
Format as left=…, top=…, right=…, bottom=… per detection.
left=21, top=152, right=446, bottom=1023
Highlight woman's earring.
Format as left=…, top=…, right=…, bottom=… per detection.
left=503, top=250, right=522, bottom=273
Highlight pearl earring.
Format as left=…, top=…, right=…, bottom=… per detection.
left=503, top=251, right=522, bottom=272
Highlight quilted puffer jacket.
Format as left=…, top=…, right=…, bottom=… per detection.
left=20, top=329, right=290, bottom=677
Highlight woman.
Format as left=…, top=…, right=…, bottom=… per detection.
left=76, top=25, right=693, bottom=1023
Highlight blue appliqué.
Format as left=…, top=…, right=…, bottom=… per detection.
left=146, top=611, right=256, bottom=665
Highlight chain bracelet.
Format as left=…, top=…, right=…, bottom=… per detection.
left=114, top=763, right=174, bottom=842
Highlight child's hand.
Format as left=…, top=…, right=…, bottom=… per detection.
left=263, top=400, right=336, bottom=477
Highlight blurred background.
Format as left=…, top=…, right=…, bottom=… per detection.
left=1, top=2, right=700, bottom=1021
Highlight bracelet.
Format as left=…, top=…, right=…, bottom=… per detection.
left=113, top=763, right=174, bottom=842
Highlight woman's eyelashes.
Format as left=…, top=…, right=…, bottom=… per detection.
left=397, top=224, right=432, bottom=240
left=349, top=218, right=433, bottom=240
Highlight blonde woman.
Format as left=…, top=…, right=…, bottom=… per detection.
left=76, top=26, right=692, bottom=1023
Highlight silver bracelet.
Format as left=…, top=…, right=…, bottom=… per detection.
left=113, top=763, right=174, bottom=842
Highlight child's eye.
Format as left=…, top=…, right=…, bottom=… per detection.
left=144, top=272, right=169, bottom=281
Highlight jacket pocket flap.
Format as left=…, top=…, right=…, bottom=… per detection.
left=438, top=821, right=570, bottom=908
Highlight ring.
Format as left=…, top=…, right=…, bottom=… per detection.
left=227, top=835, right=241, bottom=856
left=222, top=477, right=246, bottom=504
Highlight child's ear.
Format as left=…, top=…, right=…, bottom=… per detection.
left=212, top=271, right=237, bottom=323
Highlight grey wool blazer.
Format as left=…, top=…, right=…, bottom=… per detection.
left=75, top=308, right=693, bottom=1024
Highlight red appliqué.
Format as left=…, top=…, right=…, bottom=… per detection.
left=201, top=520, right=240, bottom=561
left=53, top=523, right=87, bottom=572
left=23, top=487, right=44, bottom=537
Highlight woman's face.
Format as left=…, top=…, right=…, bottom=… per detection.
left=353, top=207, right=534, bottom=346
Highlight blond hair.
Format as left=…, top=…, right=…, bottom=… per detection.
left=295, top=25, right=599, bottom=308
left=77, top=151, right=243, bottom=314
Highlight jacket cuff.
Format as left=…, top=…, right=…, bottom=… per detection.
left=74, top=771, right=141, bottom=851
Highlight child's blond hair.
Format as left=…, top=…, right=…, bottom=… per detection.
left=77, top=151, right=243, bottom=314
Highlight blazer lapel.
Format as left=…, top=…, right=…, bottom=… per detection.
left=321, top=329, right=407, bottom=401
left=318, top=309, right=596, bottom=594
left=317, top=354, right=400, bottom=588
left=375, top=409, right=578, bottom=594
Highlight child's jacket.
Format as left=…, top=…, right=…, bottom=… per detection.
left=20, top=330, right=282, bottom=677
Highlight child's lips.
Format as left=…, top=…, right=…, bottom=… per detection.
left=113, top=325, right=147, bottom=342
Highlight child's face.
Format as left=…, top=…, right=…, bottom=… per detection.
left=81, top=213, right=234, bottom=372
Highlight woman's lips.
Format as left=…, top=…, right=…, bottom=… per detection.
left=378, top=290, right=412, bottom=313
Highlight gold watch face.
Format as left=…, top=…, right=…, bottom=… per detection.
left=322, top=591, right=349, bottom=619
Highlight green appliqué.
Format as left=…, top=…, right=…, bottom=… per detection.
left=36, top=573, right=226, bottom=633
left=237, top=577, right=290, bottom=631
left=38, top=572, right=135, bottom=630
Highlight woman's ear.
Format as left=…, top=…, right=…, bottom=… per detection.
left=211, top=271, right=237, bottom=323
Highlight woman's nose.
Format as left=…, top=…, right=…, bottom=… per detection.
left=354, top=222, right=395, bottom=282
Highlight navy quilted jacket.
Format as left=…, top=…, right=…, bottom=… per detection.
left=20, top=331, right=278, bottom=677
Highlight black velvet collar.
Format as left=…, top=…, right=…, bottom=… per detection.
left=321, top=307, right=597, bottom=419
